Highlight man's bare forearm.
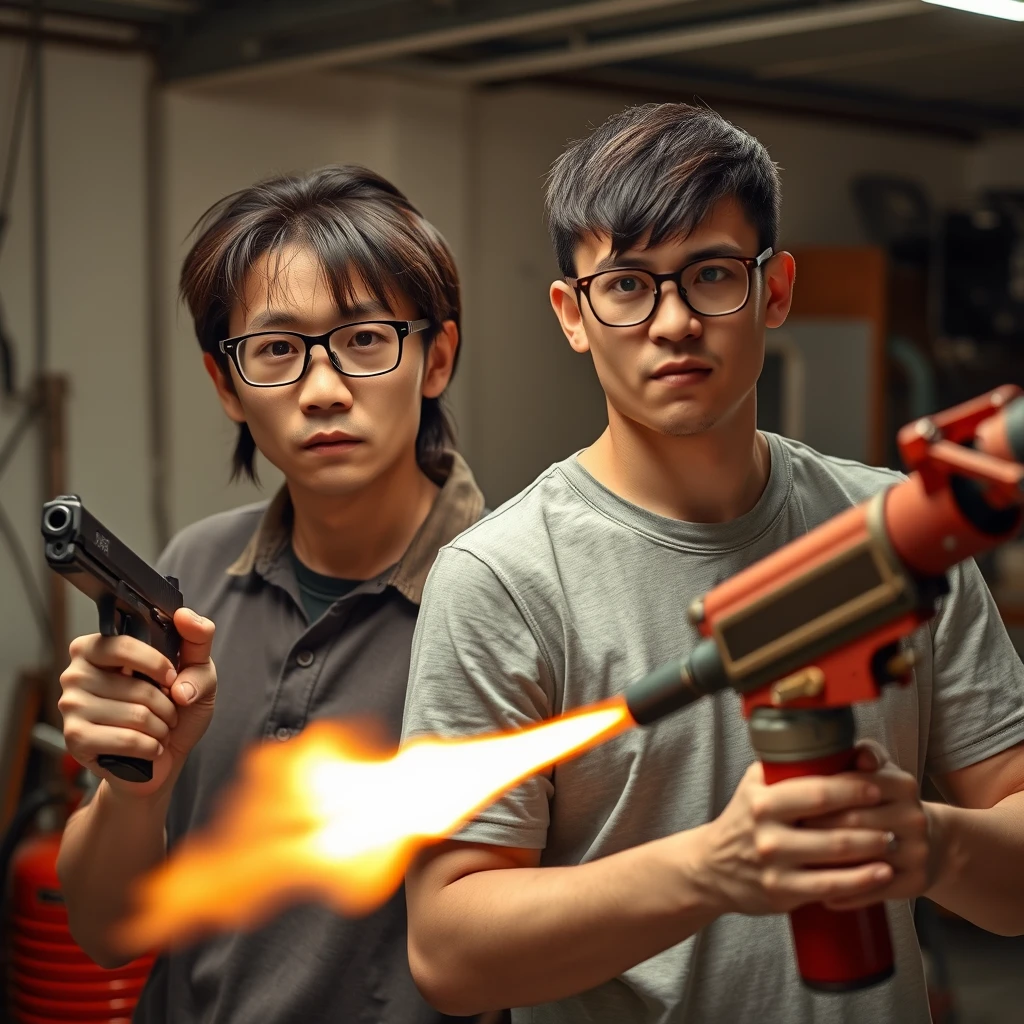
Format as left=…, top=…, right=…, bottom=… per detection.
left=408, top=828, right=720, bottom=1016
left=57, top=780, right=172, bottom=966
left=927, top=792, right=1024, bottom=936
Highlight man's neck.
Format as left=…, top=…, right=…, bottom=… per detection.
left=288, top=454, right=439, bottom=579
left=579, top=398, right=771, bottom=524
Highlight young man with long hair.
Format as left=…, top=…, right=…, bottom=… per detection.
left=57, top=166, right=485, bottom=1023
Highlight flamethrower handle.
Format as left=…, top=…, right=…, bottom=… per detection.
left=749, top=707, right=895, bottom=991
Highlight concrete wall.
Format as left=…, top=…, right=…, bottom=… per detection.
left=0, top=43, right=151, bottom=687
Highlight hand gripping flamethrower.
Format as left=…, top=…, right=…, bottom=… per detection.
left=621, top=385, right=1024, bottom=993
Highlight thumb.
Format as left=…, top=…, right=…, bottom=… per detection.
left=854, top=739, right=890, bottom=773
left=172, top=606, right=215, bottom=667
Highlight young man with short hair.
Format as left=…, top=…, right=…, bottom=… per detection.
left=401, top=104, right=1024, bottom=1023
left=55, top=166, right=485, bottom=1023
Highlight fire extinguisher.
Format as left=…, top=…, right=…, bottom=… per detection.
left=2, top=725, right=154, bottom=1024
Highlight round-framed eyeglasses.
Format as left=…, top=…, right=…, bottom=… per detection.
left=218, top=318, right=432, bottom=387
left=569, top=248, right=774, bottom=328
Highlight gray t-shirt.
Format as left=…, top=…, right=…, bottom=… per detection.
left=402, top=432, right=1024, bottom=1024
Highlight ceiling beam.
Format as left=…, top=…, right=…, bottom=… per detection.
left=542, top=60, right=1024, bottom=138
left=755, top=34, right=1009, bottom=79
left=437, top=0, right=930, bottom=84
left=161, top=0, right=705, bottom=86
left=0, top=0, right=194, bottom=21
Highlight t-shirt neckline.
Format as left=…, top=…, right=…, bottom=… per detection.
left=556, top=431, right=793, bottom=555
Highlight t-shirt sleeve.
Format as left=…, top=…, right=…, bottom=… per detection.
left=402, top=543, right=556, bottom=850
left=925, top=558, right=1024, bottom=777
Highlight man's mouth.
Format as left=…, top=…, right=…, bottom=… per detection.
left=302, top=432, right=363, bottom=453
left=651, top=360, right=713, bottom=386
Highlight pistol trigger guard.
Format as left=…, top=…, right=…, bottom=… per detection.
left=97, top=593, right=119, bottom=637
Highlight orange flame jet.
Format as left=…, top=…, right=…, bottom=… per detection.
left=118, top=698, right=632, bottom=953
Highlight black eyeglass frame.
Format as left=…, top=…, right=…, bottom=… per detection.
left=568, top=247, right=775, bottom=328
left=218, top=318, right=433, bottom=387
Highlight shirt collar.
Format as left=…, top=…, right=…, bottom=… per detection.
left=226, top=451, right=484, bottom=606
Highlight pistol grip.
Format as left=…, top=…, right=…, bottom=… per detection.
left=96, top=596, right=160, bottom=784
left=97, top=753, right=154, bottom=783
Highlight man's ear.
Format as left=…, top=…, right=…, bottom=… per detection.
left=764, top=251, right=797, bottom=330
left=422, top=319, right=459, bottom=400
left=202, top=352, right=247, bottom=424
left=550, top=281, right=590, bottom=355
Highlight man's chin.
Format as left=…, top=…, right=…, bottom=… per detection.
left=660, top=415, right=718, bottom=438
left=290, top=463, right=375, bottom=498
left=629, top=406, right=719, bottom=438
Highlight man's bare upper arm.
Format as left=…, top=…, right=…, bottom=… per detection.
left=407, top=840, right=541, bottom=913
left=933, top=740, right=1024, bottom=808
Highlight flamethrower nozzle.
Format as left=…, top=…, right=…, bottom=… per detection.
left=624, top=638, right=729, bottom=725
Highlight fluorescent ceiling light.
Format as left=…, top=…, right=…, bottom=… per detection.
left=922, top=0, right=1024, bottom=20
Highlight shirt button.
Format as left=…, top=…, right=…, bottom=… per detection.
left=274, top=726, right=293, bottom=742
left=296, top=649, right=315, bottom=668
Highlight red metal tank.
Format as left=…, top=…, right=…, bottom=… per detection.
left=7, top=832, right=153, bottom=1024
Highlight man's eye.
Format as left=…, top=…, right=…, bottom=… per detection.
left=255, top=338, right=298, bottom=357
left=611, top=275, right=647, bottom=294
left=698, top=266, right=730, bottom=283
left=351, top=331, right=383, bottom=347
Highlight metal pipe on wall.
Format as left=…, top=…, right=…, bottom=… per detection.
left=145, top=66, right=171, bottom=552
left=30, top=0, right=45, bottom=380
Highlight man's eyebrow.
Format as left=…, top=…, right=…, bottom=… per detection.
left=592, top=243, right=746, bottom=274
left=245, top=300, right=392, bottom=332
left=342, top=299, right=392, bottom=321
left=246, top=309, right=305, bottom=332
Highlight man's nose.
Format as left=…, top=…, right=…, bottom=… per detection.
left=649, top=281, right=702, bottom=344
left=299, top=347, right=353, bottom=410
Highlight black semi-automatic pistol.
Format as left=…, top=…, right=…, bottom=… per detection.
left=41, top=495, right=182, bottom=783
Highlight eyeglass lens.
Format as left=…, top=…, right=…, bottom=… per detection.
left=236, top=323, right=401, bottom=384
left=588, top=257, right=753, bottom=325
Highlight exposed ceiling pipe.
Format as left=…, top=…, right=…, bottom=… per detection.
left=166, top=0, right=706, bottom=87
left=438, top=0, right=930, bottom=84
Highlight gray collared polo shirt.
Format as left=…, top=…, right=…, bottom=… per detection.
left=133, top=452, right=484, bottom=1024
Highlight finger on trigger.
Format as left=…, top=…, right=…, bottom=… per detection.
left=83, top=634, right=176, bottom=684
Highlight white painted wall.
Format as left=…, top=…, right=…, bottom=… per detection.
left=0, top=46, right=1020, bottom=701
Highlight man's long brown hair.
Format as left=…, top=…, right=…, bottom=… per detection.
left=180, top=165, right=461, bottom=481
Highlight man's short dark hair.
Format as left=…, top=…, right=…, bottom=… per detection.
left=545, top=103, right=781, bottom=277
left=180, top=165, right=461, bottom=482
